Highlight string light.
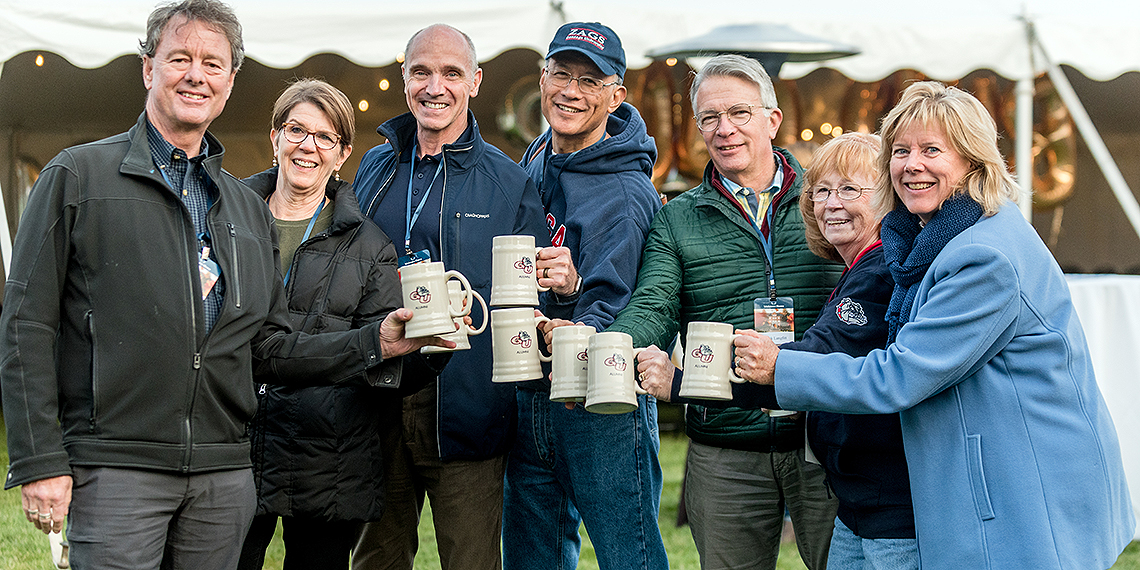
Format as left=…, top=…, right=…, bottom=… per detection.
left=379, top=79, right=390, bottom=91
left=35, top=54, right=44, bottom=67
left=358, top=100, right=369, bottom=112
left=665, top=58, right=678, bottom=67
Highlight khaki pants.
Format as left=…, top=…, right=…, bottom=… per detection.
left=352, top=385, right=506, bottom=570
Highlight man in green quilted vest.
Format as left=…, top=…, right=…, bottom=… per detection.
left=607, top=54, right=842, bottom=570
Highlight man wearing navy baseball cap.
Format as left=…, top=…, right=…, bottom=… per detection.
left=504, top=21, right=669, bottom=570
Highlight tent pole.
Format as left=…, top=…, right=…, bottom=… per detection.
left=1016, top=12, right=1035, bottom=221
left=1015, top=77, right=1034, bottom=220
left=1034, top=39, right=1140, bottom=241
left=0, top=61, right=12, bottom=278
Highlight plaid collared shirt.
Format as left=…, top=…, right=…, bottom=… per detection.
left=147, top=120, right=224, bottom=333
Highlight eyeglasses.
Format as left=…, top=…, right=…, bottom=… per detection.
left=545, top=69, right=621, bottom=95
left=808, top=185, right=872, bottom=202
left=695, top=103, right=768, bottom=132
left=280, top=122, right=342, bottom=150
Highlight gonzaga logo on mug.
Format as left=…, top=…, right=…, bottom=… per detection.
left=409, top=285, right=431, bottom=304
left=512, top=331, right=533, bottom=349
left=691, top=344, right=715, bottom=363
left=577, top=350, right=588, bottom=362
left=514, top=256, right=535, bottom=274
left=604, top=354, right=627, bottom=371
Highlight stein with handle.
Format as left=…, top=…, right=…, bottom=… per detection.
left=422, top=280, right=488, bottom=353
left=490, top=235, right=549, bottom=307
left=679, top=321, right=746, bottom=400
left=585, top=331, right=646, bottom=414
left=490, top=307, right=552, bottom=383
left=549, top=325, right=595, bottom=403
left=400, top=261, right=473, bottom=338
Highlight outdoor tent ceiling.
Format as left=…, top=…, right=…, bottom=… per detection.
left=3, top=0, right=1138, bottom=81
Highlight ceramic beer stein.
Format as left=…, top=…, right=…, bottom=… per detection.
left=585, top=331, right=646, bottom=414
left=490, top=235, right=549, bottom=307
left=549, top=325, right=595, bottom=403
left=400, top=261, right=472, bottom=338
left=422, top=281, right=487, bottom=353
left=679, top=321, right=746, bottom=400
left=490, top=307, right=552, bottom=382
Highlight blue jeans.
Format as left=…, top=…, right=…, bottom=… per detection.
left=826, top=517, right=919, bottom=570
left=503, top=388, right=668, bottom=570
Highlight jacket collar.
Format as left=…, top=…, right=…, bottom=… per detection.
left=698, top=147, right=801, bottom=216
left=244, top=167, right=365, bottom=236
left=377, top=110, right=484, bottom=173
left=121, top=111, right=228, bottom=192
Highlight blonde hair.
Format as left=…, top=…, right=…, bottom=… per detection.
left=873, top=81, right=1019, bottom=218
left=800, top=132, right=883, bottom=264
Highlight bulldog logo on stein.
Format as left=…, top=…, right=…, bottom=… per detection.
left=410, top=285, right=431, bottom=304
left=514, top=256, right=535, bottom=274
left=511, top=331, right=533, bottom=349
left=691, top=344, right=716, bottom=363
left=604, top=354, right=627, bottom=371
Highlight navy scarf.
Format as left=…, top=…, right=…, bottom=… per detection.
left=880, top=194, right=984, bottom=343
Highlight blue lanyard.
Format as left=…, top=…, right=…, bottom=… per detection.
left=282, top=197, right=326, bottom=286
left=405, top=142, right=444, bottom=254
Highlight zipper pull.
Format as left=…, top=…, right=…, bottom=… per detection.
left=193, top=353, right=201, bottom=370
left=258, top=384, right=267, bottom=395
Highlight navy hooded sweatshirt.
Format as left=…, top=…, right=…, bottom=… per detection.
left=520, top=102, right=661, bottom=338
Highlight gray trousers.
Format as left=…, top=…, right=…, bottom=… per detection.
left=67, top=466, right=256, bottom=570
left=685, top=441, right=838, bottom=570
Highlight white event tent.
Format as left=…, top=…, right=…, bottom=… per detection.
left=2, top=0, right=1139, bottom=540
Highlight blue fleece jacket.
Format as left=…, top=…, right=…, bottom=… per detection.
left=520, top=102, right=660, bottom=332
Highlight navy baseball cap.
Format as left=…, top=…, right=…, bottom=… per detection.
left=546, top=22, right=626, bottom=79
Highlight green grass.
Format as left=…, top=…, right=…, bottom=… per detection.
left=3, top=416, right=1138, bottom=569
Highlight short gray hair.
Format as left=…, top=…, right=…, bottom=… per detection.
left=139, top=0, right=244, bottom=72
left=689, top=54, right=777, bottom=110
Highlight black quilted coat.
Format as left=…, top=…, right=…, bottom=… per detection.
left=243, top=168, right=404, bottom=522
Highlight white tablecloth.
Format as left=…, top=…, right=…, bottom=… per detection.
left=1067, top=274, right=1140, bottom=540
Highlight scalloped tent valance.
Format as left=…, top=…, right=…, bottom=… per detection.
left=3, top=0, right=1138, bottom=81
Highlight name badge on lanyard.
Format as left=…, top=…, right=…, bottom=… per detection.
left=398, top=249, right=432, bottom=267
left=401, top=141, right=443, bottom=265
left=754, top=297, right=794, bottom=345
left=199, top=245, right=221, bottom=300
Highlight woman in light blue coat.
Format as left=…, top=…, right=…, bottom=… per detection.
left=735, top=81, right=1134, bottom=569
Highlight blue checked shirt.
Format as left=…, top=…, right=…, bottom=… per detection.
left=147, top=121, right=224, bottom=333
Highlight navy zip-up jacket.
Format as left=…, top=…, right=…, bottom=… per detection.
left=355, top=111, right=547, bottom=461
